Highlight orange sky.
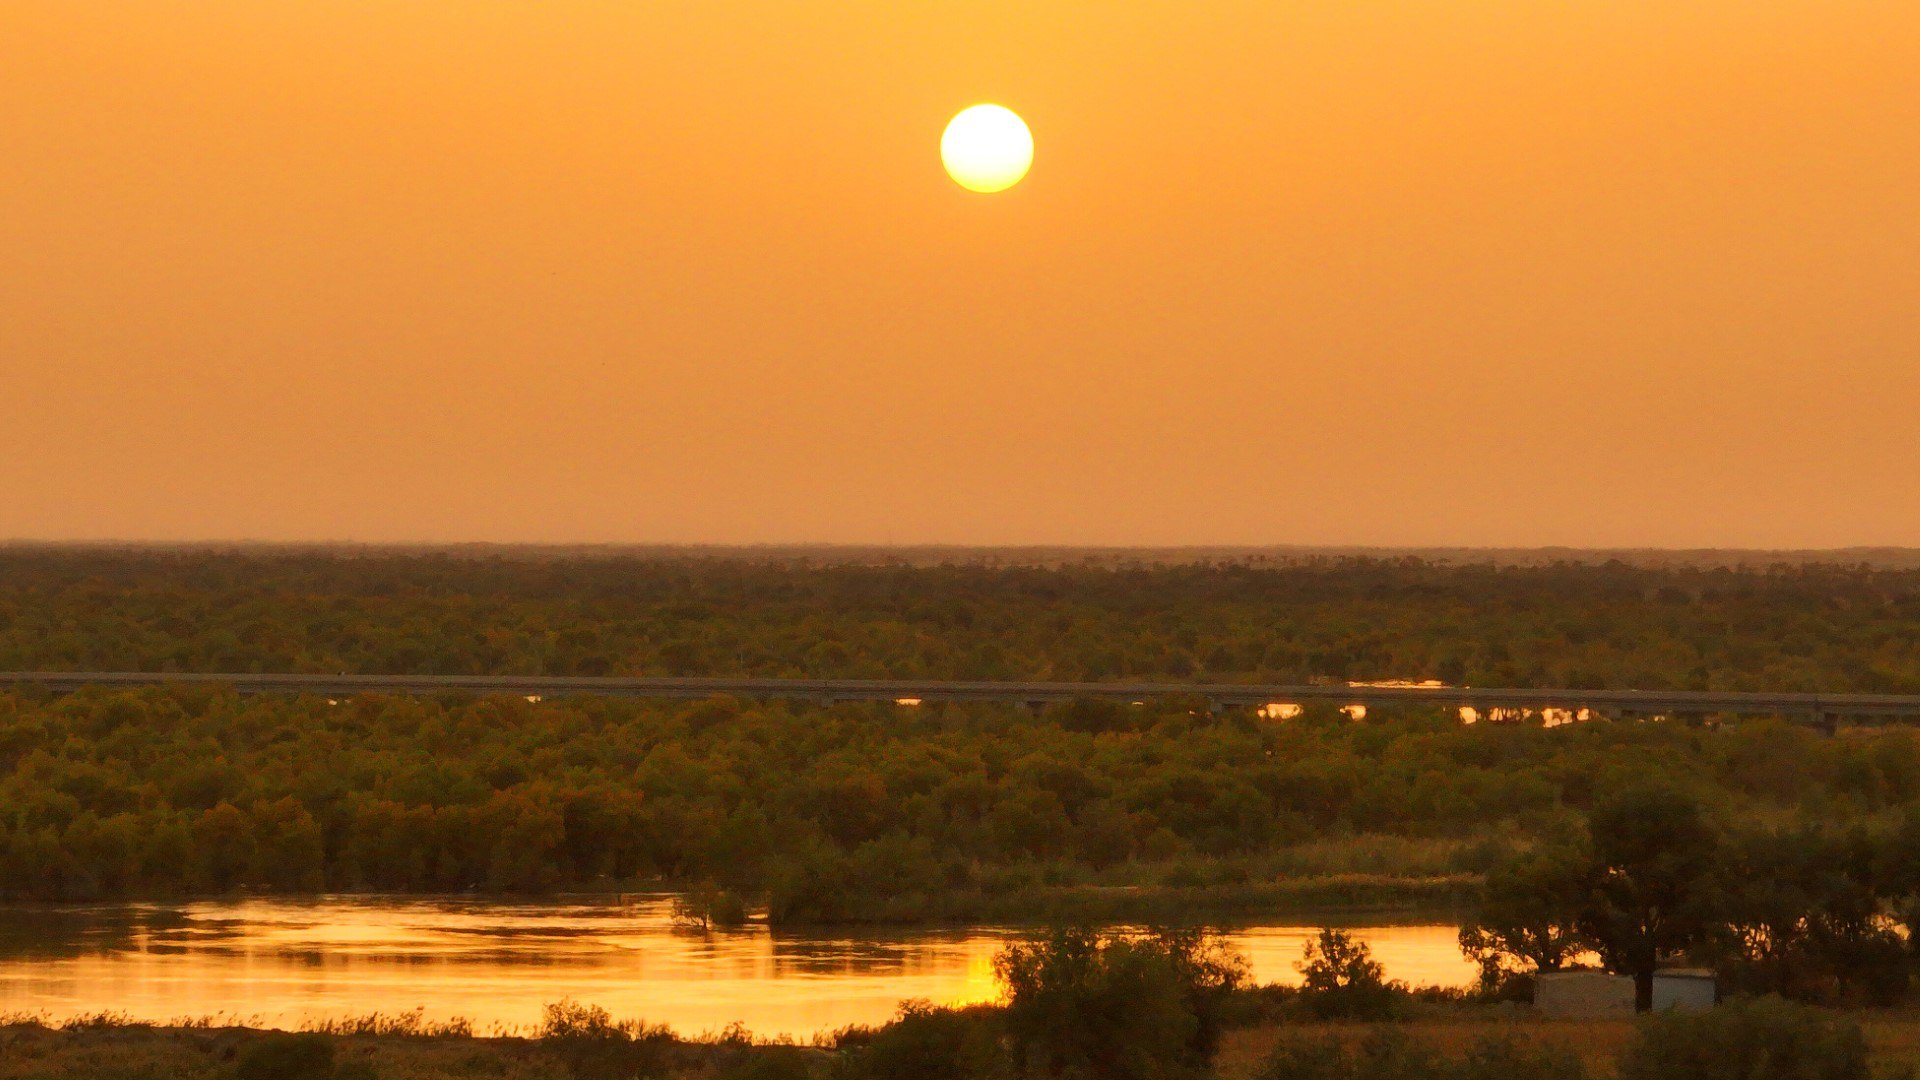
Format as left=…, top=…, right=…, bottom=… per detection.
left=3, top=1, right=1916, bottom=547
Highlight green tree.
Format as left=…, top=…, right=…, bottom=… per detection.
left=194, top=801, right=258, bottom=891
left=995, top=928, right=1242, bottom=1080
left=1459, top=844, right=1593, bottom=991
left=1297, top=928, right=1401, bottom=1020
left=1576, top=785, right=1720, bottom=1011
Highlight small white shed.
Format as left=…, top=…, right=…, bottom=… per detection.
left=1533, top=970, right=1636, bottom=1018
left=1651, top=969, right=1717, bottom=1012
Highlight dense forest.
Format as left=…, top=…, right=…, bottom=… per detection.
left=6, top=547, right=1920, bottom=917
left=5, top=683, right=1919, bottom=919
left=3, top=547, right=1920, bottom=690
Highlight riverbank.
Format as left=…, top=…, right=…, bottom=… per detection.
left=0, top=871, right=1476, bottom=928
left=756, top=872, right=1480, bottom=926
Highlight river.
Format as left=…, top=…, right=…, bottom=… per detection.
left=0, top=897, right=1474, bottom=1038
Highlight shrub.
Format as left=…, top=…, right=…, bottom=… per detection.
left=1618, top=996, right=1868, bottom=1080
left=842, top=1001, right=1001, bottom=1080
left=994, top=928, right=1245, bottom=1080
left=538, top=999, right=675, bottom=1080
left=673, top=886, right=749, bottom=929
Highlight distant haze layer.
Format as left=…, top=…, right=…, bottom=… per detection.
left=3, top=1, right=1916, bottom=546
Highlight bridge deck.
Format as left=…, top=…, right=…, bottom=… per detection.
left=3, top=672, right=1917, bottom=719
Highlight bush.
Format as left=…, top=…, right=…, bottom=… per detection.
left=1296, top=929, right=1404, bottom=1020
left=538, top=999, right=676, bottom=1080
left=994, top=928, right=1245, bottom=1080
left=234, top=1033, right=335, bottom=1080
left=673, top=886, right=749, bottom=929
left=1619, top=997, right=1868, bottom=1080
left=842, top=1002, right=1002, bottom=1080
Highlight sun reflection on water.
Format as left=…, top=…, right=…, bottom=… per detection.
left=0, top=898, right=1474, bottom=1038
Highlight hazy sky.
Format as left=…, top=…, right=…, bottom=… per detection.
left=4, top=1, right=1917, bottom=547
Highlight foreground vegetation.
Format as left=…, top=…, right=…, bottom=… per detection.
left=14, top=1012, right=1914, bottom=1080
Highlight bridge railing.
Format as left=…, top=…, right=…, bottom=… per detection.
left=2, top=671, right=1916, bottom=722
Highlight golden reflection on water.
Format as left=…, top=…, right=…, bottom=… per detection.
left=0, top=898, right=1475, bottom=1038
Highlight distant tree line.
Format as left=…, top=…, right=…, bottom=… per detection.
left=3, top=547, right=1920, bottom=690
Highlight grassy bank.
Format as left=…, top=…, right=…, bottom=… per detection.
left=9, top=1005, right=1920, bottom=1080
left=0, top=1019, right=619, bottom=1080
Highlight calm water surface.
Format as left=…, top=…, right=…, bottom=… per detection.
left=0, top=897, right=1473, bottom=1038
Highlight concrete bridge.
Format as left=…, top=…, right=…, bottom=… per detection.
left=4, top=671, right=1918, bottom=725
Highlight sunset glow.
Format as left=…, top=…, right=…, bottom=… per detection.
left=6, top=3, right=1920, bottom=1063
left=2, top=1, right=1916, bottom=545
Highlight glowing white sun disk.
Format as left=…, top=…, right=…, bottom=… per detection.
left=942, top=105, right=1033, bottom=193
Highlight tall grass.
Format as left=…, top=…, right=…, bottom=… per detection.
left=301, top=1008, right=475, bottom=1038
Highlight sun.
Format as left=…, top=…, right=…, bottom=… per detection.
left=941, top=105, right=1033, bottom=194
